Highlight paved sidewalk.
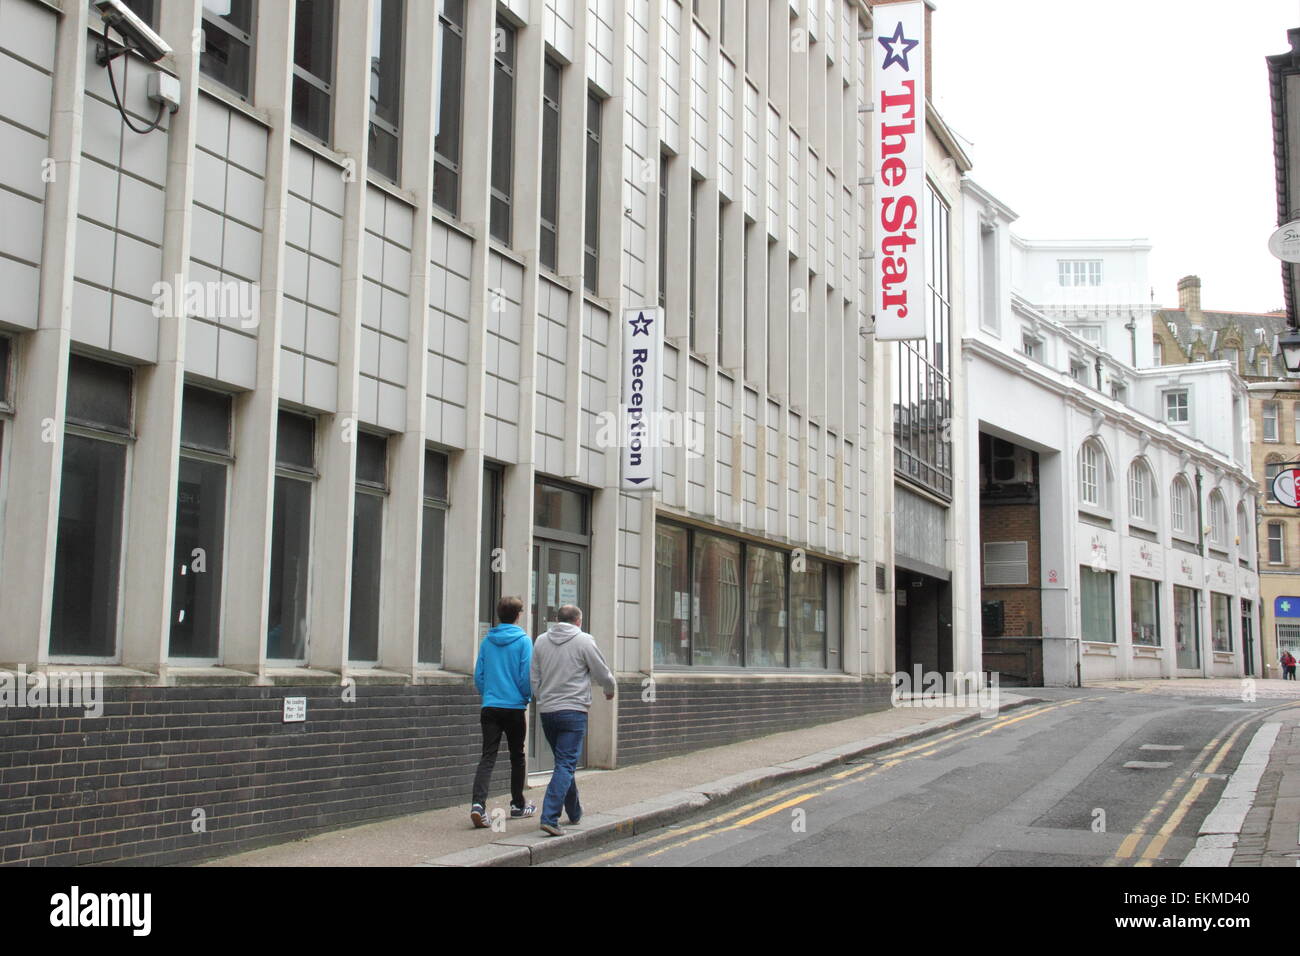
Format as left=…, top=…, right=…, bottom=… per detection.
left=1231, top=707, right=1300, bottom=866
left=206, top=693, right=1034, bottom=867
left=1088, top=677, right=1300, bottom=700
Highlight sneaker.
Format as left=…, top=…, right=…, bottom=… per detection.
left=510, top=802, right=536, bottom=818
left=566, top=810, right=582, bottom=826
left=470, top=803, right=489, bottom=829
left=539, top=821, right=564, bottom=837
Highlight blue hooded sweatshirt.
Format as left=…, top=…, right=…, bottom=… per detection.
left=474, top=623, right=532, bottom=709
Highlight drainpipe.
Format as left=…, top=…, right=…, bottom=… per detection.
left=1095, top=356, right=1104, bottom=391
left=1195, top=468, right=1209, bottom=678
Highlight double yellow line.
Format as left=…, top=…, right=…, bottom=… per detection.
left=576, top=698, right=1081, bottom=867
left=1109, top=700, right=1293, bottom=867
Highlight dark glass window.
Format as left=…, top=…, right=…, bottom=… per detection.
left=349, top=433, right=387, bottom=661
left=717, top=203, right=726, bottom=358
left=745, top=545, right=786, bottom=667
left=123, top=0, right=156, bottom=28
left=66, top=354, right=132, bottom=434
left=355, top=430, right=388, bottom=488
left=540, top=59, right=561, bottom=272
left=368, top=0, right=404, bottom=181
left=169, top=387, right=232, bottom=659
left=478, top=465, right=504, bottom=633
left=292, top=0, right=335, bottom=143
left=535, top=482, right=587, bottom=536
left=689, top=179, right=699, bottom=350
left=583, top=92, right=602, bottom=291
left=267, top=411, right=315, bottom=660
left=419, top=449, right=449, bottom=664
left=658, top=155, right=669, bottom=308
left=50, top=357, right=133, bottom=659
left=653, top=521, right=840, bottom=671
left=433, top=0, right=465, bottom=216
left=489, top=18, right=516, bottom=244
left=51, top=435, right=127, bottom=659
left=201, top=0, right=255, bottom=99
left=892, top=183, right=953, bottom=499
left=654, top=524, right=690, bottom=666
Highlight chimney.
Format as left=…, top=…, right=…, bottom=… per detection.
left=1178, top=276, right=1203, bottom=324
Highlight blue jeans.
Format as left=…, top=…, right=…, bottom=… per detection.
left=540, top=710, right=587, bottom=826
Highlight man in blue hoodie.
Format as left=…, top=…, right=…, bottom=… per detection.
left=470, top=596, right=535, bottom=827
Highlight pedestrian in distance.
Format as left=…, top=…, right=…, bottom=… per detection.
left=470, top=595, right=536, bottom=828
left=530, top=604, right=617, bottom=837
left=1284, top=649, right=1297, bottom=680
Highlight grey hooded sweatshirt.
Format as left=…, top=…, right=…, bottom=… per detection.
left=531, top=622, right=617, bottom=714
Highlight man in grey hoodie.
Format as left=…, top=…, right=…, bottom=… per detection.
left=530, top=604, right=616, bottom=835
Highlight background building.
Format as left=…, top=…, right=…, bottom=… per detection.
left=962, top=182, right=1260, bottom=685
left=0, top=0, right=975, bottom=864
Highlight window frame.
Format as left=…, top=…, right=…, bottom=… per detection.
left=291, top=0, right=338, bottom=145
left=583, top=90, right=603, bottom=292
left=367, top=0, right=405, bottom=182
left=488, top=15, right=517, bottom=245
left=1170, top=475, right=1193, bottom=540
left=1165, top=389, right=1190, bottom=425
left=539, top=56, right=562, bottom=273
left=1269, top=521, right=1286, bottom=565
left=432, top=0, right=466, bottom=216
left=1264, top=400, right=1280, bottom=443
left=200, top=0, right=257, bottom=100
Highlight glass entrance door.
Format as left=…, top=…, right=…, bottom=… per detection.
left=528, top=539, right=589, bottom=773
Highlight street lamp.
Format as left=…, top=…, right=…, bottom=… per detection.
left=1279, top=327, right=1300, bottom=374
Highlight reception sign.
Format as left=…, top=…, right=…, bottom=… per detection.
left=620, top=307, right=664, bottom=492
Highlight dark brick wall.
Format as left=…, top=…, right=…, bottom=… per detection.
left=615, top=677, right=894, bottom=765
left=0, top=680, right=511, bottom=867
left=979, top=501, right=1042, bottom=637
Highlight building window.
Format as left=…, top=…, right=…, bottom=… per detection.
left=1237, top=504, right=1251, bottom=558
left=1080, top=566, right=1115, bottom=643
left=478, top=464, right=504, bottom=633
left=169, top=386, right=232, bottom=661
left=583, top=92, right=602, bottom=292
left=1171, top=476, right=1192, bottom=537
left=1267, top=460, right=1284, bottom=502
left=539, top=59, right=562, bottom=272
left=419, top=450, right=449, bottom=665
left=1264, top=401, right=1279, bottom=442
left=432, top=0, right=465, bottom=216
left=1294, top=403, right=1300, bottom=443
left=1153, top=339, right=1163, bottom=366
left=1078, top=326, right=1102, bottom=347
left=1131, top=577, right=1160, bottom=646
left=1128, top=460, right=1151, bottom=524
left=717, top=202, right=726, bottom=359
left=655, top=521, right=839, bottom=670
left=200, top=0, right=255, bottom=99
left=1174, top=585, right=1199, bottom=669
left=1058, top=259, right=1102, bottom=287
left=1211, top=592, right=1233, bottom=652
left=349, top=432, right=388, bottom=662
left=892, top=184, right=953, bottom=499
left=368, top=0, right=404, bottom=181
left=1259, top=355, right=1271, bottom=376
left=689, top=179, right=699, bottom=351
left=1208, top=491, right=1228, bottom=550
left=291, top=0, right=336, bottom=144
left=50, top=357, right=132, bottom=660
left=1020, top=333, right=1041, bottom=361
left=268, top=410, right=316, bottom=661
left=1165, top=389, right=1189, bottom=424
left=658, top=155, right=670, bottom=309
left=123, top=0, right=156, bottom=28
left=1078, top=440, right=1107, bottom=510
left=489, top=17, right=516, bottom=245
left=1269, top=522, right=1285, bottom=564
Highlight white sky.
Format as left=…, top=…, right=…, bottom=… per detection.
left=931, top=0, right=1300, bottom=314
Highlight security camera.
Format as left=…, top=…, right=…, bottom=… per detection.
left=93, top=0, right=172, bottom=63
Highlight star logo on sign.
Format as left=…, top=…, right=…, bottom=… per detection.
left=877, top=21, right=919, bottom=72
left=629, top=312, right=653, bottom=336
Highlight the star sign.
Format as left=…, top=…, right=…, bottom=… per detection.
left=629, top=312, right=653, bottom=336
left=878, top=21, right=918, bottom=72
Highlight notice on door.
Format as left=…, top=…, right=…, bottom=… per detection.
left=558, top=572, right=579, bottom=606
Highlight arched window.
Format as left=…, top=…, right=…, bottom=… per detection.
left=1128, top=459, right=1154, bottom=525
left=1078, top=439, right=1111, bottom=511
left=1208, top=490, right=1228, bottom=549
left=1170, top=475, right=1193, bottom=538
left=1237, top=502, right=1250, bottom=553
left=1266, top=454, right=1285, bottom=502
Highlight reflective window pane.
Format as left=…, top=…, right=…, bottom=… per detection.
left=349, top=491, right=383, bottom=661
left=691, top=533, right=742, bottom=667
left=276, top=410, right=315, bottom=471
left=535, top=482, right=586, bottom=535
left=267, top=475, right=311, bottom=660
left=654, top=525, right=690, bottom=666
left=745, top=545, right=786, bottom=667
left=1130, top=577, right=1159, bottom=646
left=418, top=503, right=446, bottom=664
left=1080, top=566, right=1114, bottom=644
left=790, top=559, right=827, bottom=668
left=67, top=355, right=132, bottom=433
left=50, top=435, right=126, bottom=658
left=169, top=456, right=226, bottom=659
left=1174, top=585, right=1199, bottom=669
left=1211, top=593, right=1233, bottom=652
left=200, top=0, right=255, bottom=99
left=180, top=386, right=232, bottom=455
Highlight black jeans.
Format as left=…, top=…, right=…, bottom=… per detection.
left=471, top=707, right=528, bottom=807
